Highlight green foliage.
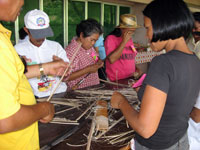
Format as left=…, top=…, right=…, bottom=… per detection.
left=44, top=0, right=64, bottom=46
left=88, top=2, right=101, bottom=22
left=104, top=4, right=117, bottom=37
left=68, top=1, right=85, bottom=43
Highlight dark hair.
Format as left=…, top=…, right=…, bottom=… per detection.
left=76, top=18, right=103, bottom=38
left=107, top=28, right=122, bottom=37
left=19, top=55, right=27, bottom=74
left=143, top=0, right=194, bottom=42
left=193, top=12, right=200, bottom=22
left=19, top=27, right=28, bottom=40
left=104, top=28, right=122, bottom=41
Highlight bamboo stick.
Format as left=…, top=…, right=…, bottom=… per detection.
left=109, top=132, right=132, bottom=143
left=50, top=121, right=79, bottom=125
left=52, top=117, right=78, bottom=122
left=46, top=44, right=82, bottom=102
left=99, top=79, right=130, bottom=88
left=75, top=88, right=137, bottom=95
left=55, top=106, right=76, bottom=115
left=110, top=135, right=133, bottom=145
left=76, top=100, right=96, bottom=121
left=95, top=116, right=125, bottom=140
left=66, top=143, right=87, bottom=147
left=37, top=98, right=82, bottom=102
left=102, top=130, right=134, bottom=140
left=86, top=117, right=96, bottom=150
left=76, top=96, right=138, bottom=100
left=50, top=101, right=79, bottom=107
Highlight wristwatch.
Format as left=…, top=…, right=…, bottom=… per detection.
left=39, top=63, right=44, bottom=76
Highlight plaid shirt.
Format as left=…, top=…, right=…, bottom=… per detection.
left=65, top=37, right=100, bottom=89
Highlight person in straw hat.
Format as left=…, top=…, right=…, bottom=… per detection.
left=104, top=14, right=142, bottom=81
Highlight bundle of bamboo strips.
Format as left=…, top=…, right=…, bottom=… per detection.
left=50, top=117, right=79, bottom=125
left=95, top=100, right=109, bottom=131
left=75, top=88, right=137, bottom=96
left=95, top=116, right=125, bottom=140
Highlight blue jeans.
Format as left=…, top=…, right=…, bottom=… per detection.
left=135, top=132, right=189, bottom=150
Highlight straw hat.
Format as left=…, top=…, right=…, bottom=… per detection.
left=117, top=14, right=141, bottom=29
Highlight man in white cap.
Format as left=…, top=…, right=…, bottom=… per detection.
left=15, top=9, right=69, bottom=98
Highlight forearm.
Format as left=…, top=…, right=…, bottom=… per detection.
left=112, top=86, right=166, bottom=139
left=94, top=47, right=99, bottom=53
left=119, top=97, right=156, bottom=138
left=190, top=107, right=200, bottom=123
left=119, top=99, right=142, bottom=134
left=108, top=41, right=126, bottom=64
left=67, top=66, right=90, bottom=81
left=25, top=63, right=51, bottom=79
left=25, top=64, right=40, bottom=78
left=0, top=102, right=49, bottom=134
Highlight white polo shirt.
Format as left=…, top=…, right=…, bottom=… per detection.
left=188, top=91, right=200, bottom=150
left=15, top=38, right=69, bottom=98
left=187, top=37, right=200, bottom=59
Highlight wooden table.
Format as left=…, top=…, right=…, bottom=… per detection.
left=39, top=80, right=139, bottom=150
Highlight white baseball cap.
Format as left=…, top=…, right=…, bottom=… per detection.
left=24, top=9, right=54, bottom=39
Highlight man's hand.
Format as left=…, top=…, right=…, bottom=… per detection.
left=39, top=102, right=55, bottom=123
left=43, top=55, right=69, bottom=76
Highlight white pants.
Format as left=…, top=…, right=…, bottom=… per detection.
left=188, top=118, right=200, bottom=150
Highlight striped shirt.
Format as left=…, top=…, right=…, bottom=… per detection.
left=65, top=37, right=100, bottom=89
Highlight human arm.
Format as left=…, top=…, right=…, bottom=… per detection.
left=25, top=56, right=69, bottom=79
left=190, top=93, right=200, bottom=123
left=0, top=47, right=55, bottom=134
left=94, top=46, right=99, bottom=53
left=106, top=30, right=134, bottom=64
left=111, top=56, right=171, bottom=138
left=0, top=102, right=54, bottom=134
left=190, top=107, right=200, bottom=123
left=111, top=85, right=167, bottom=138
left=67, top=59, right=104, bottom=81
